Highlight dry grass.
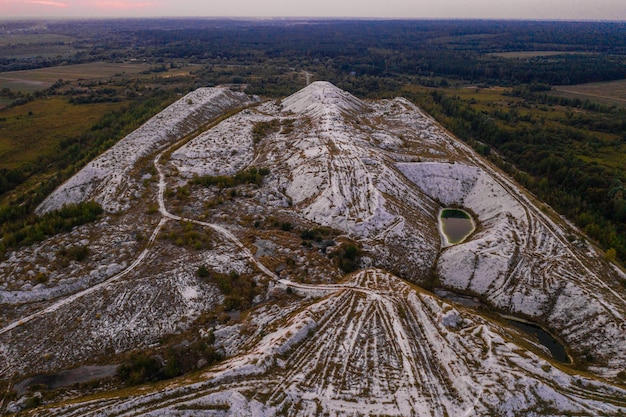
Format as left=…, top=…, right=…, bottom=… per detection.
left=0, top=97, right=122, bottom=169
left=553, top=79, right=626, bottom=107
left=489, top=51, right=597, bottom=59
left=0, top=62, right=152, bottom=92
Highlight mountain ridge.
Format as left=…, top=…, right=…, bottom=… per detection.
left=1, top=81, right=626, bottom=415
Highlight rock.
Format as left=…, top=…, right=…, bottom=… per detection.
left=442, top=310, right=462, bottom=329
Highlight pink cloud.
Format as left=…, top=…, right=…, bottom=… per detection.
left=26, top=0, right=69, bottom=6
left=94, top=0, right=155, bottom=9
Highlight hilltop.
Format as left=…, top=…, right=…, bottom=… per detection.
left=1, top=81, right=625, bottom=415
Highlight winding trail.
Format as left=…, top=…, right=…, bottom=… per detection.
left=0, top=218, right=167, bottom=337
left=0, top=122, right=344, bottom=340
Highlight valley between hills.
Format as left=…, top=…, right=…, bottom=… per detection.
left=1, top=81, right=626, bottom=416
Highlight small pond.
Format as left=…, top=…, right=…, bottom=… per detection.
left=434, top=288, right=482, bottom=308
left=439, top=208, right=475, bottom=245
left=505, top=317, right=571, bottom=364
left=14, top=364, right=118, bottom=395
left=436, top=289, right=571, bottom=364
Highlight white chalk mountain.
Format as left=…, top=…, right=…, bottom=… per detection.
left=2, top=82, right=626, bottom=416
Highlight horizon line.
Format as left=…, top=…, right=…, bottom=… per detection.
left=1, top=16, right=626, bottom=23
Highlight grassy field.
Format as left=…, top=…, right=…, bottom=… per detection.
left=0, top=34, right=78, bottom=60
left=489, top=51, right=596, bottom=59
left=0, top=97, right=122, bottom=170
left=0, top=62, right=153, bottom=92
left=403, top=83, right=626, bottom=172
left=0, top=34, right=76, bottom=47
left=553, top=79, right=626, bottom=107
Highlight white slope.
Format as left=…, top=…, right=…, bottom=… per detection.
left=41, top=270, right=626, bottom=417
left=36, top=88, right=254, bottom=214
left=277, top=84, right=443, bottom=237
left=281, top=80, right=368, bottom=118
left=280, top=81, right=381, bottom=231
left=169, top=108, right=264, bottom=178
left=3, top=82, right=626, bottom=415
left=399, top=160, right=626, bottom=375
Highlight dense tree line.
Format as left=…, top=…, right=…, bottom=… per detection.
left=128, top=20, right=626, bottom=87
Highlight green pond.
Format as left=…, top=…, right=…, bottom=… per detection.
left=439, top=208, right=475, bottom=245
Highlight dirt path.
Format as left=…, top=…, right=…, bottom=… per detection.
left=0, top=217, right=168, bottom=337
left=0, top=108, right=342, bottom=342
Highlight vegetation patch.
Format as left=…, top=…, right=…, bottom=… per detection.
left=251, top=118, right=295, bottom=143
left=57, top=245, right=90, bottom=264
left=252, top=119, right=281, bottom=143
left=117, top=335, right=222, bottom=386
left=0, top=201, right=103, bottom=255
left=161, top=220, right=214, bottom=250
left=192, top=166, right=270, bottom=189
left=199, top=269, right=261, bottom=311
left=330, top=242, right=363, bottom=273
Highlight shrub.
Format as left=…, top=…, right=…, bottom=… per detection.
left=23, top=394, right=42, bottom=410
left=117, top=353, right=162, bottom=385
left=34, top=272, right=48, bottom=284
left=252, top=119, right=281, bottom=143
left=606, top=248, right=617, bottom=262
left=197, top=265, right=210, bottom=279
left=58, top=245, right=90, bottom=262
left=331, top=243, right=362, bottom=273
left=68, top=245, right=90, bottom=261
left=208, top=271, right=259, bottom=311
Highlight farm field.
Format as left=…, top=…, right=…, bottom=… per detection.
left=0, top=62, right=152, bottom=92
left=490, top=51, right=597, bottom=59
left=553, top=79, right=626, bottom=107
left=0, top=34, right=76, bottom=47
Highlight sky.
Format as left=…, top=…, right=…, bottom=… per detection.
left=1, top=0, right=625, bottom=21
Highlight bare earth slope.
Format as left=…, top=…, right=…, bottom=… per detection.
left=1, top=81, right=626, bottom=415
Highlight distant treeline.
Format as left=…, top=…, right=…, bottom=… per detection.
left=2, top=20, right=626, bottom=87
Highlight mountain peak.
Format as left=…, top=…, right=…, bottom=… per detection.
left=281, top=81, right=368, bottom=117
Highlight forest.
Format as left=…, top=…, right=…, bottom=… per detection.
left=0, top=18, right=625, bottom=261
